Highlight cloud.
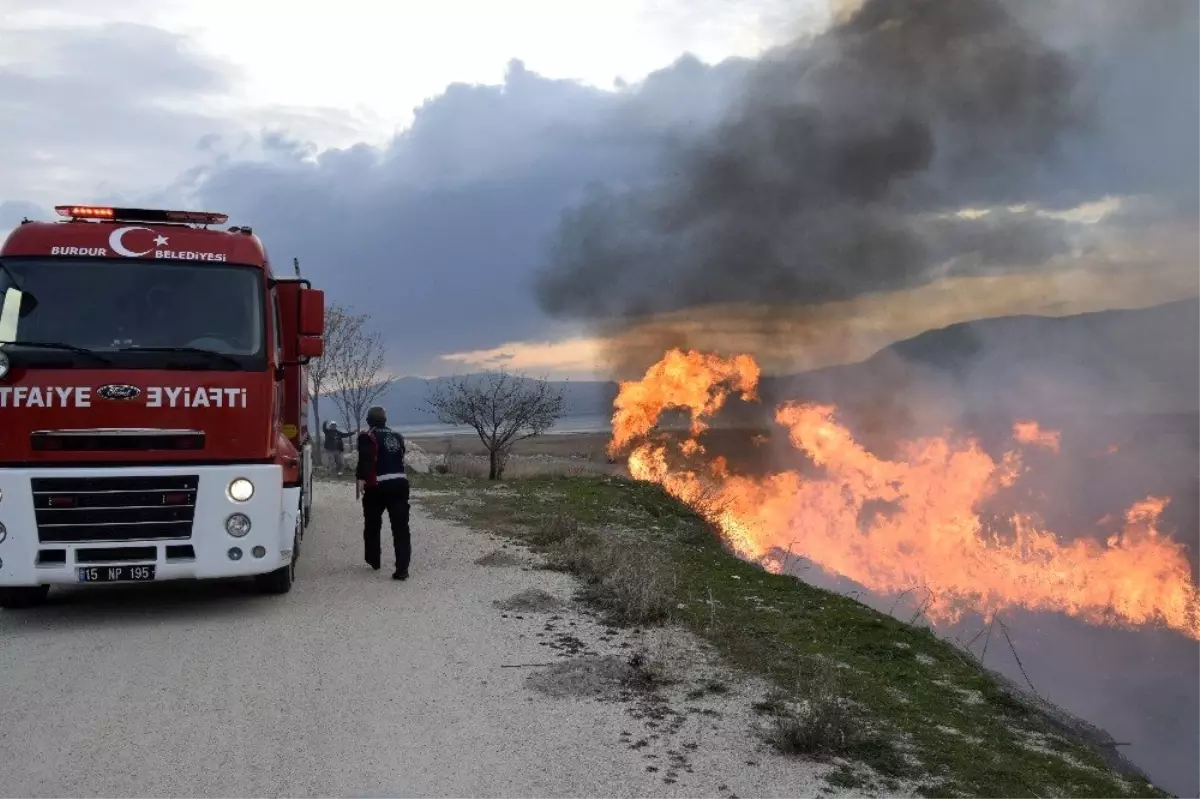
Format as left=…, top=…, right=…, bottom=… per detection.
left=163, top=55, right=753, bottom=376
left=0, top=200, right=45, bottom=231
left=1, top=2, right=1195, bottom=382
left=0, top=17, right=746, bottom=376
left=0, top=12, right=382, bottom=210
left=0, top=20, right=237, bottom=205
left=439, top=336, right=605, bottom=378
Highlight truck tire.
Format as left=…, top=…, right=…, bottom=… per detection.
left=0, top=585, right=50, bottom=610
left=255, top=523, right=299, bottom=595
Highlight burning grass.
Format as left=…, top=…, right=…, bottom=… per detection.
left=611, top=349, right=1199, bottom=641
left=411, top=471, right=1168, bottom=797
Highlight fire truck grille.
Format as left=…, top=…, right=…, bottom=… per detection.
left=31, top=475, right=199, bottom=543
left=31, top=431, right=205, bottom=452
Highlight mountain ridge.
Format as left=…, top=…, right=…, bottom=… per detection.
left=321, top=297, right=1199, bottom=426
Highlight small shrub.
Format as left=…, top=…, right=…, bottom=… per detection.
left=541, top=528, right=672, bottom=626
left=544, top=531, right=610, bottom=580
left=764, top=658, right=856, bottom=757
left=767, top=710, right=848, bottom=756
left=588, top=551, right=673, bottom=626
left=527, top=513, right=582, bottom=547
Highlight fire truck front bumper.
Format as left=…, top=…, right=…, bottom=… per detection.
left=0, top=464, right=299, bottom=587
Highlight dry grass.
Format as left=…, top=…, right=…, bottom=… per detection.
left=530, top=514, right=674, bottom=627
left=543, top=530, right=607, bottom=574
left=526, top=513, right=583, bottom=547
left=410, top=431, right=613, bottom=461
left=434, top=452, right=615, bottom=479
left=585, top=549, right=675, bottom=627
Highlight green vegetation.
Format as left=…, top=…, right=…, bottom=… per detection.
left=410, top=472, right=1167, bottom=798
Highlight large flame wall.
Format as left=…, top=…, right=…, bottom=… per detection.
left=610, top=349, right=1199, bottom=640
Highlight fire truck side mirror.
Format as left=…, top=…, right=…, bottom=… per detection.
left=299, top=289, right=325, bottom=337
left=298, top=336, right=324, bottom=359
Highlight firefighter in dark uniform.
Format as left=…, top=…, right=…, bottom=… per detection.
left=355, top=405, right=411, bottom=580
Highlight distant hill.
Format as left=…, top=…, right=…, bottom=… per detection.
left=883, top=296, right=1195, bottom=394
left=762, top=297, right=1200, bottom=423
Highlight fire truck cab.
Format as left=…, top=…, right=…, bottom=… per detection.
left=0, top=205, right=324, bottom=608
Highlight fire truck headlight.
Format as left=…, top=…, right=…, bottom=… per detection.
left=0, top=521, right=6, bottom=544
left=227, top=478, right=254, bottom=502
left=225, top=513, right=251, bottom=538
left=0, top=351, right=9, bottom=380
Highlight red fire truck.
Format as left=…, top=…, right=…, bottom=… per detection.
left=0, top=205, right=324, bottom=608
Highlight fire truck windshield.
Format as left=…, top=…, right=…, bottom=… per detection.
left=0, top=257, right=266, bottom=370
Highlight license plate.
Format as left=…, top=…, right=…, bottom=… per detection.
left=77, top=565, right=156, bottom=583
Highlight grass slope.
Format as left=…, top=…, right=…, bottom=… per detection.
left=410, top=472, right=1168, bottom=798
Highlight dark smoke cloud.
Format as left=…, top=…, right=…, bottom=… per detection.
left=534, top=0, right=1194, bottom=349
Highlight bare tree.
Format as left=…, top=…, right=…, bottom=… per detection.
left=328, top=324, right=393, bottom=442
left=307, top=303, right=368, bottom=463
left=425, top=370, right=565, bottom=479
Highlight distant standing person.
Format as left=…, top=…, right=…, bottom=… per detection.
left=355, top=406, right=411, bottom=580
left=322, top=421, right=354, bottom=475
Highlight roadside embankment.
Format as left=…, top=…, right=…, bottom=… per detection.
left=410, top=471, right=1170, bottom=798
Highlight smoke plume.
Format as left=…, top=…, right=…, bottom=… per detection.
left=533, top=0, right=1194, bottom=375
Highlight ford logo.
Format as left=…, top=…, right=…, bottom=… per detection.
left=97, top=384, right=141, bottom=401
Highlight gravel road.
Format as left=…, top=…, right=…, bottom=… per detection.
left=0, top=480, right=831, bottom=798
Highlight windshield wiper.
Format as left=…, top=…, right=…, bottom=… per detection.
left=1, top=340, right=114, bottom=365
left=119, top=346, right=243, bottom=369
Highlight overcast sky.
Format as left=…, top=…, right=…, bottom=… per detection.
left=1, top=0, right=1196, bottom=379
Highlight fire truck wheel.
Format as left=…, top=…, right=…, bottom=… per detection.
left=254, top=526, right=298, bottom=595
left=0, top=585, right=50, bottom=610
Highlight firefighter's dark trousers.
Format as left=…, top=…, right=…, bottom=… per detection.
left=362, top=478, right=411, bottom=571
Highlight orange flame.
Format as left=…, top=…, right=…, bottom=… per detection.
left=612, top=349, right=1200, bottom=640
left=1013, top=420, right=1062, bottom=452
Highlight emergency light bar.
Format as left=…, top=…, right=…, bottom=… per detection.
left=54, top=205, right=230, bottom=226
